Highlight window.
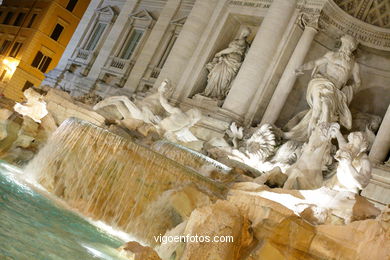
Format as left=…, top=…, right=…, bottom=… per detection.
left=119, top=29, right=143, bottom=59
left=3, top=12, right=14, bottom=25
left=0, top=70, right=7, bottom=82
left=9, top=42, right=22, bottom=57
left=31, top=51, right=52, bottom=73
left=0, top=40, right=11, bottom=55
left=13, top=13, right=26, bottom=26
left=85, top=23, right=107, bottom=51
left=22, top=81, right=34, bottom=91
left=66, top=0, right=78, bottom=12
left=27, top=14, right=37, bottom=28
left=157, top=35, right=177, bottom=69
left=50, top=24, right=64, bottom=41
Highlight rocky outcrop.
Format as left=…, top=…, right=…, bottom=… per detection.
left=118, top=241, right=161, bottom=260
left=153, top=183, right=388, bottom=260
left=157, top=200, right=253, bottom=260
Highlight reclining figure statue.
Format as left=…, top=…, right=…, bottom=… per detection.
left=94, top=79, right=202, bottom=143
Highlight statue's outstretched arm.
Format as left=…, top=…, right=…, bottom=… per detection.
left=159, top=93, right=181, bottom=114
left=215, top=47, right=236, bottom=57
left=331, top=126, right=347, bottom=148
left=157, top=81, right=181, bottom=115
left=296, top=56, right=328, bottom=76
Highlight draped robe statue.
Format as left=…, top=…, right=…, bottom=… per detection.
left=285, top=35, right=361, bottom=142
left=201, top=27, right=250, bottom=100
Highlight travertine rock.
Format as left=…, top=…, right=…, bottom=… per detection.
left=180, top=200, right=253, bottom=260
left=118, top=241, right=161, bottom=260
left=226, top=183, right=387, bottom=260
left=158, top=200, right=253, bottom=260
left=0, top=108, right=13, bottom=141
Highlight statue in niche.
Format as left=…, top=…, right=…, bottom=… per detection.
left=201, top=27, right=251, bottom=100
left=330, top=128, right=371, bottom=193
left=285, top=35, right=361, bottom=142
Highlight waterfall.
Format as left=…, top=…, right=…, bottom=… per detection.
left=25, top=118, right=227, bottom=244
left=151, top=140, right=231, bottom=173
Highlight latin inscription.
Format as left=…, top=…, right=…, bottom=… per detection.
left=228, top=0, right=271, bottom=8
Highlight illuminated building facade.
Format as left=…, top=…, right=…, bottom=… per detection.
left=0, top=0, right=90, bottom=101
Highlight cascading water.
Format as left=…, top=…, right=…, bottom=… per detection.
left=150, top=140, right=237, bottom=182
left=151, top=140, right=231, bottom=173
left=25, top=118, right=227, bottom=244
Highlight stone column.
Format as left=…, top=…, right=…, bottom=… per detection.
left=370, top=105, right=390, bottom=163
left=261, top=14, right=318, bottom=125
left=154, top=0, right=220, bottom=90
left=124, top=0, right=181, bottom=91
left=87, top=0, right=138, bottom=80
left=222, top=0, right=298, bottom=118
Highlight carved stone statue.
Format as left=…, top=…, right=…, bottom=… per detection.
left=331, top=129, right=371, bottom=193
left=283, top=123, right=339, bottom=190
left=94, top=79, right=202, bottom=143
left=93, top=79, right=169, bottom=125
left=14, top=88, right=49, bottom=123
left=201, top=27, right=251, bottom=100
left=157, top=82, right=202, bottom=143
left=94, top=95, right=161, bottom=125
left=285, top=35, right=361, bottom=142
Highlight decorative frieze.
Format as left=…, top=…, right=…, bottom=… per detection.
left=228, top=0, right=326, bottom=12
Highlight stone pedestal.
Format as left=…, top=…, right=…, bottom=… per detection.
left=261, top=15, right=318, bottom=125
left=222, top=0, right=298, bottom=118
left=370, top=105, right=390, bottom=163
left=192, top=94, right=223, bottom=108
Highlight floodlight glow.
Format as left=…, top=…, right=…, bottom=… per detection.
left=2, top=58, right=19, bottom=75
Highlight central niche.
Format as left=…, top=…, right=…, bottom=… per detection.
left=189, top=14, right=259, bottom=107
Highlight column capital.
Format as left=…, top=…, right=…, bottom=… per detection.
left=298, top=13, right=320, bottom=31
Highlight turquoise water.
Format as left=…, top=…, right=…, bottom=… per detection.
left=0, top=162, right=126, bottom=260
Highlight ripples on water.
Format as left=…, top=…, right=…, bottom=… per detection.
left=0, top=161, right=126, bottom=260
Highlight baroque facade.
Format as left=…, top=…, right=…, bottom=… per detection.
left=43, top=0, right=390, bottom=205
left=0, top=0, right=91, bottom=101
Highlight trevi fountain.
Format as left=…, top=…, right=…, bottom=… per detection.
left=0, top=0, right=390, bottom=259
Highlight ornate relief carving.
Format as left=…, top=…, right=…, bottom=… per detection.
left=365, top=0, right=390, bottom=28
left=320, top=0, right=390, bottom=51
left=334, top=0, right=390, bottom=28
left=333, top=0, right=361, bottom=16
